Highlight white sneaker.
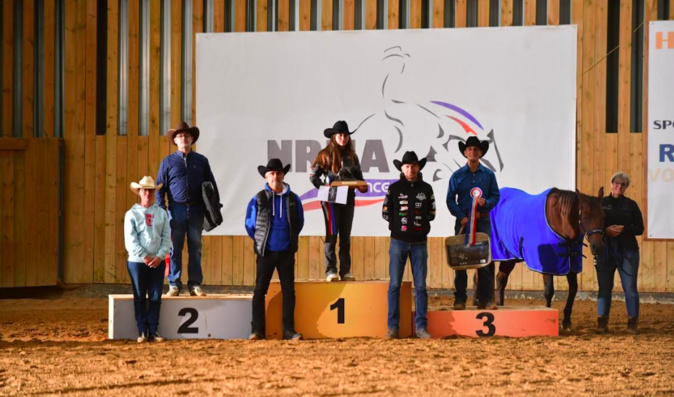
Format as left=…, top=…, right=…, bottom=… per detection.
left=326, top=271, right=339, bottom=282
left=166, top=286, right=180, bottom=296
left=137, top=332, right=148, bottom=343
left=190, top=286, right=206, bottom=296
left=150, top=332, right=165, bottom=342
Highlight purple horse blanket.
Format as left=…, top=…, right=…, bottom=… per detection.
left=489, top=188, right=584, bottom=275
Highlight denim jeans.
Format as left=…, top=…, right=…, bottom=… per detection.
left=251, top=251, right=296, bottom=334
left=168, top=203, right=204, bottom=289
left=321, top=202, right=354, bottom=276
left=127, top=261, right=166, bottom=335
left=453, top=217, right=494, bottom=304
left=596, top=249, right=640, bottom=318
left=388, top=238, right=428, bottom=331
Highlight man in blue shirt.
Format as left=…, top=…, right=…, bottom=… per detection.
left=245, top=159, right=304, bottom=340
left=156, top=121, right=221, bottom=297
left=446, top=136, right=500, bottom=310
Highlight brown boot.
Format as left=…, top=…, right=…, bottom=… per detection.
left=596, top=315, right=609, bottom=334
left=627, top=317, right=639, bottom=334
left=476, top=300, right=498, bottom=310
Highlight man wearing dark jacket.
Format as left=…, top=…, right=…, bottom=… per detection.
left=156, top=121, right=221, bottom=297
left=382, top=152, right=436, bottom=339
left=245, top=159, right=304, bottom=340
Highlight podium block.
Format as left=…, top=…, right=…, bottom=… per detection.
left=265, top=281, right=412, bottom=339
left=108, top=294, right=252, bottom=340
left=427, top=306, right=559, bottom=338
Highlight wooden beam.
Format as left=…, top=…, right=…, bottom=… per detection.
left=214, top=0, right=225, bottom=31
left=365, top=0, right=376, bottom=29
left=236, top=0, right=246, bottom=31
left=193, top=0, right=203, bottom=124
left=25, top=139, right=39, bottom=285
left=63, top=0, right=87, bottom=283
left=23, top=0, right=35, bottom=138
left=478, top=0, right=489, bottom=27
left=388, top=0, right=398, bottom=28
left=149, top=0, right=161, bottom=177
left=93, top=135, right=106, bottom=283
left=501, top=0, right=513, bottom=26
left=44, top=0, right=55, bottom=137
left=548, top=0, right=560, bottom=25
left=13, top=146, right=26, bottom=286
left=433, top=0, right=444, bottom=28
left=309, top=236, right=321, bottom=280
left=0, top=139, right=28, bottom=150
left=343, top=0, right=354, bottom=30
left=455, top=0, right=466, bottom=28
left=617, top=0, right=632, bottom=172
left=524, top=0, right=535, bottom=25
left=2, top=0, right=14, bottom=137
left=82, top=0, right=98, bottom=283
left=297, top=236, right=309, bottom=280
left=105, top=0, right=119, bottom=284
left=2, top=152, right=15, bottom=286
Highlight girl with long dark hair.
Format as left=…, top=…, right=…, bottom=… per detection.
left=310, top=120, right=368, bottom=282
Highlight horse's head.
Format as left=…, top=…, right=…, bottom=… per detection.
left=577, top=187, right=605, bottom=256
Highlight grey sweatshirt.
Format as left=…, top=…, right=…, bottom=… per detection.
left=124, top=203, right=171, bottom=263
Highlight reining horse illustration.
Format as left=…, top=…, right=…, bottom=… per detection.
left=353, top=46, right=505, bottom=182
left=490, top=187, right=605, bottom=330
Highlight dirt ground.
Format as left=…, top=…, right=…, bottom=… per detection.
left=1, top=294, right=673, bottom=397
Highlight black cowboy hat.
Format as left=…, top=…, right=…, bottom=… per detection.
left=168, top=121, right=200, bottom=144
left=257, top=158, right=291, bottom=178
left=458, top=136, right=489, bottom=157
left=323, top=120, right=354, bottom=138
left=393, top=151, right=427, bottom=171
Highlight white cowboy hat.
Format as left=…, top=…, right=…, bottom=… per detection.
left=130, top=176, right=163, bottom=195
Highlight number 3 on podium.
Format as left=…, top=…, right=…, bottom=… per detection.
left=330, top=298, right=345, bottom=324
left=476, top=312, right=496, bottom=337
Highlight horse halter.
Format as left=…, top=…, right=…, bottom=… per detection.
left=578, top=210, right=604, bottom=240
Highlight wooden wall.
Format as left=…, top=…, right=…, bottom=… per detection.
left=0, top=138, right=61, bottom=287
left=1, top=0, right=674, bottom=292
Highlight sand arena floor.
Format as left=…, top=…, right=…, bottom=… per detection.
left=1, top=294, right=673, bottom=396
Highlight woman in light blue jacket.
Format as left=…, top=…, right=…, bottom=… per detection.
left=124, top=176, right=171, bottom=343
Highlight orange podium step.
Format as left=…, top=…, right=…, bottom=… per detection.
left=427, top=306, right=559, bottom=338
left=265, top=280, right=412, bottom=339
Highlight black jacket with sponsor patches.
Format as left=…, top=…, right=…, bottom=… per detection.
left=382, top=173, right=436, bottom=243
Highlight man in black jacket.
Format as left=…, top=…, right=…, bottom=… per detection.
left=382, top=151, right=436, bottom=339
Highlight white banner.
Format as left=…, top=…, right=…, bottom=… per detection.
left=196, top=27, right=577, bottom=237
left=647, top=21, right=674, bottom=239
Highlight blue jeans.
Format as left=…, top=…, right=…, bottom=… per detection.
left=168, top=203, right=204, bottom=289
left=388, top=238, right=428, bottom=331
left=454, top=217, right=494, bottom=304
left=596, top=249, right=640, bottom=318
left=127, top=261, right=166, bottom=335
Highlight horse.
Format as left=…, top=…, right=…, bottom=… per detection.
left=486, top=187, right=605, bottom=330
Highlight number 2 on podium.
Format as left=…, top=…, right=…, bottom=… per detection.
left=178, top=308, right=199, bottom=334
left=330, top=298, right=345, bottom=324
